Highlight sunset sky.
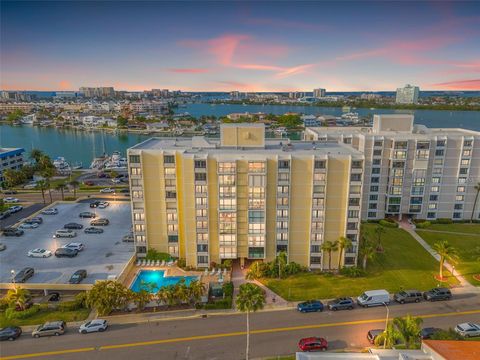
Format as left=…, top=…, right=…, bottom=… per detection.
left=1, top=1, right=479, bottom=92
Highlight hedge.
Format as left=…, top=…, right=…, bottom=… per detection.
left=5, top=305, right=40, bottom=320
left=379, top=219, right=398, bottom=228
left=202, top=299, right=232, bottom=310
left=415, top=221, right=431, bottom=229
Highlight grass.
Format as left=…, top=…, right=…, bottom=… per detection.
left=416, top=229, right=480, bottom=286
left=0, top=307, right=90, bottom=327
left=423, top=223, right=480, bottom=235
left=262, top=224, right=458, bottom=301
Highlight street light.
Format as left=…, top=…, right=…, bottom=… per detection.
left=383, top=301, right=390, bottom=349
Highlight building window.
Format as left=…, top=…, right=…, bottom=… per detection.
left=314, top=160, right=326, bottom=169
left=194, top=160, right=206, bottom=168
left=348, top=198, right=360, bottom=206
left=311, top=245, right=321, bottom=253
left=463, top=140, right=473, bottom=147
left=129, top=155, right=140, bottom=163
left=197, top=244, right=208, bottom=252
left=195, top=173, right=207, bottom=181
left=455, top=195, right=464, bottom=202
left=371, top=167, right=380, bottom=174
left=431, top=186, right=439, bottom=192
left=461, top=159, right=470, bottom=166
left=166, top=191, right=176, bottom=199
left=429, top=195, right=438, bottom=201
left=373, top=149, right=382, bottom=156
left=369, top=203, right=377, bottom=210
left=278, top=160, right=290, bottom=169
left=457, top=186, right=465, bottom=193
left=135, top=224, right=145, bottom=232
left=164, top=167, right=175, bottom=176
left=463, top=149, right=472, bottom=157
left=218, top=162, right=236, bottom=174
left=196, top=197, right=208, bottom=206
left=310, top=256, right=322, bottom=264
left=459, top=168, right=468, bottom=175
left=248, top=162, right=265, bottom=173
left=348, top=210, right=359, bottom=218
left=133, top=213, right=145, bottom=221
left=436, top=140, right=446, bottom=147
left=351, top=173, right=362, bottom=181
left=454, top=203, right=463, bottom=210
left=168, top=235, right=178, bottom=243
left=197, top=233, right=208, bottom=242
left=219, top=175, right=235, bottom=185
left=132, top=190, right=143, bottom=199
left=368, top=211, right=377, bottom=218
left=278, top=173, right=290, bottom=182
left=369, top=194, right=378, bottom=201
left=373, top=159, right=381, bottom=166
left=197, top=256, right=209, bottom=264
left=276, top=245, right=288, bottom=253
left=346, top=222, right=358, bottom=230
left=427, top=212, right=436, bottom=219
left=374, top=140, right=383, bottom=147
left=351, top=160, right=363, bottom=168
left=167, top=224, right=178, bottom=232
left=313, top=173, right=326, bottom=181
left=371, top=177, right=380, bottom=183
left=370, top=185, right=379, bottom=192
left=453, top=212, right=462, bottom=219
left=435, top=149, right=444, bottom=157
left=164, top=155, right=175, bottom=164
left=130, top=167, right=142, bottom=176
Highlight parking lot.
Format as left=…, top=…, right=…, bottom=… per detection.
left=0, top=201, right=134, bottom=284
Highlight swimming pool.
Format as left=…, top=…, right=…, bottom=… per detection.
left=130, top=270, right=198, bottom=293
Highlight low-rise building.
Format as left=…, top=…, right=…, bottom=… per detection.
left=0, top=147, right=25, bottom=184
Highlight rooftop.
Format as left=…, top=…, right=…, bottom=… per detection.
left=422, top=340, right=480, bottom=360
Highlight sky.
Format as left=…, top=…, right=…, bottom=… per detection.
left=1, top=1, right=480, bottom=92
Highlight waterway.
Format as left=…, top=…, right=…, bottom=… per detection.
left=1, top=104, right=479, bottom=165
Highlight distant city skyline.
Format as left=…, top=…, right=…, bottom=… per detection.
left=1, top=1, right=479, bottom=92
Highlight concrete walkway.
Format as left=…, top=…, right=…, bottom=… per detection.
left=398, top=220, right=478, bottom=293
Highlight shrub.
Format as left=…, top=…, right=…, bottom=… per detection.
left=0, top=297, right=9, bottom=311
left=415, top=221, right=431, bottom=229
left=379, top=219, right=398, bottom=228
left=145, top=249, right=171, bottom=261
left=202, top=299, right=232, bottom=310
left=58, top=300, right=83, bottom=312
left=64, top=196, right=77, bottom=201
left=5, top=305, right=40, bottom=319
left=433, top=218, right=453, bottom=224
left=285, top=262, right=307, bottom=276
left=382, top=218, right=396, bottom=223
left=222, top=282, right=234, bottom=297
left=176, top=258, right=187, bottom=269
left=339, top=266, right=366, bottom=278
left=222, top=259, right=233, bottom=269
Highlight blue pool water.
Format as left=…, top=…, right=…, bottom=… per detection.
left=130, top=270, right=198, bottom=293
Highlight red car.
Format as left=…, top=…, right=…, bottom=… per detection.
left=83, top=180, right=94, bottom=186
left=298, top=337, right=328, bottom=352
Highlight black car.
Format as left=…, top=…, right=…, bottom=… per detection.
left=327, top=297, right=355, bottom=311
left=84, top=227, right=104, bottom=234
left=423, top=288, right=452, bottom=301
left=79, top=212, right=96, bottom=218
left=69, top=269, right=87, bottom=284
left=63, top=223, right=84, bottom=230
left=394, top=290, right=423, bottom=304
left=119, top=188, right=130, bottom=193
left=48, top=292, right=61, bottom=302
left=13, top=267, right=34, bottom=283
left=367, top=329, right=384, bottom=344
left=54, top=248, right=78, bottom=258
left=0, top=326, right=22, bottom=341
left=90, top=218, right=109, bottom=226
left=2, top=227, right=24, bottom=237
left=89, top=201, right=101, bottom=208
left=25, top=217, right=43, bottom=225
left=0, top=212, right=10, bottom=220
left=420, top=327, right=442, bottom=339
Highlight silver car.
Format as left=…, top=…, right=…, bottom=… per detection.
left=79, top=319, right=108, bottom=334
left=455, top=323, right=480, bottom=337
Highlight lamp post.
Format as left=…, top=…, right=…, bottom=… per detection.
left=11, top=269, right=16, bottom=291
left=383, top=301, right=390, bottom=349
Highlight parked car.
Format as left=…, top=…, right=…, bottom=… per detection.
left=89, top=200, right=101, bottom=208
left=2, top=227, right=24, bottom=237
left=119, top=188, right=130, bottom=193
left=357, top=290, right=390, bottom=308
left=48, top=292, right=61, bottom=302
left=98, top=201, right=109, bottom=208
left=3, top=197, right=19, bottom=203
left=83, top=180, right=95, bottom=186
left=90, top=218, right=109, bottom=226
left=84, top=227, right=104, bottom=234
left=0, top=243, right=6, bottom=251
left=19, top=222, right=39, bottom=230
left=420, top=327, right=442, bottom=339
left=0, top=326, right=22, bottom=341
left=69, top=269, right=87, bottom=284
left=327, top=297, right=355, bottom=311
left=32, top=321, right=66, bottom=338
left=54, top=229, right=77, bottom=238
left=100, top=188, right=115, bottom=193
left=7, top=205, right=23, bottom=214
left=455, top=323, right=480, bottom=337
left=122, top=233, right=134, bottom=242
left=111, top=178, right=121, bottom=184
left=2, top=190, right=17, bottom=194
left=27, top=248, right=52, bottom=258
left=394, top=290, right=423, bottom=304
left=367, top=329, right=384, bottom=344
left=297, top=300, right=324, bottom=313
left=98, top=172, right=107, bottom=178
left=63, top=223, right=83, bottom=230
left=423, top=288, right=452, bottom=301
left=54, top=248, right=78, bottom=258
left=13, top=267, right=34, bottom=283
left=26, top=217, right=43, bottom=224
left=298, top=337, right=328, bottom=352
left=0, top=212, right=10, bottom=220
left=42, top=207, right=58, bottom=215
left=62, top=242, right=85, bottom=251
left=79, top=212, right=96, bottom=218
left=79, top=319, right=108, bottom=334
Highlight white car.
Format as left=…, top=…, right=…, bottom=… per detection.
left=19, top=223, right=39, bottom=230
left=79, top=319, right=108, bottom=334
left=27, top=248, right=52, bottom=258
left=111, top=178, right=121, bottom=184
left=100, top=188, right=115, bottom=193
left=455, top=323, right=480, bottom=337
left=98, top=201, right=109, bottom=209
left=62, top=242, right=85, bottom=251
left=42, top=207, right=59, bottom=215
left=3, top=197, right=19, bottom=203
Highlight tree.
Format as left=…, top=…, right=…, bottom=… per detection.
left=321, top=240, right=338, bottom=271
left=276, top=251, right=287, bottom=279
left=375, top=226, right=386, bottom=252
left=245, top=261, right=265, bottom=280
left=236, top=283, right=266, bottom=360
left=374, top=322, right=401, bottom=348
left=69, top=180, right=80, bottom=199
left=30, top=149, right=44, bottom=163
left=117, top=116, right=128, bottom=128
left=430, top=328, right=464, bottom=340
left=36, top=180, right=47, bottom=204
left=360, top=236, right=376, bottom=270
left=471, top=182, right=480, bottom=223
left=337, top=236, right=352, bottom=270
left=174, top=278, right=190, bottom=305
left=433, top=240, right=458, bottom=280
left=132, top=289, right=152, bottom=312
left=2, top=169, right=24, bottom=188
left=41, top=166, right=55, bottom=203
left=5, top=287, right=31, bottom=311
left=156, top=287, right=170, bottom=308
left=393, top=315, right=423, bottom=349
left=55, top=181, right=67, bottom=201
left=85, top=280, right=131, bottom=316
left=187, top=280, right=205, bottom=306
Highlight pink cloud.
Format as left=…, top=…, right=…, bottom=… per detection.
left=243, top=17, right=329, bottom=31
left=236, top=64, right=284, bottom=71
left=275, top=64, right=316, bottom=78
left=430, top=79, right=480, bottom=90
left=168, top=68, right=210, bottom=73
left=58, top=80, right=72, bottom=90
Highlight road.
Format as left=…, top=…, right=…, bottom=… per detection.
left=1, top=293, right=480, bottom=360
left=0, top=204, right=44, bottom=228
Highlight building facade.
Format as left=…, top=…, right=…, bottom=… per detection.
left=128, top=123, right=364, bottom=269
left=313, top=88, right=326, bottom=98
left=304, top=115, right=480, bottom=221
left=395, top=84, right=420, bottom=104
left=0, top=148, right=25, bottom=184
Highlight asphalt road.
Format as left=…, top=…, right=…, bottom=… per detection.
left=1, top=293, right=480, bottom=360
left=0, top=203, right=44, bottom=228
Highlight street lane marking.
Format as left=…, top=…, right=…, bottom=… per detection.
left=2, top=309, right=480, bottom=360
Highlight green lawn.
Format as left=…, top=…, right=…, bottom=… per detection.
left=0, top=308, right=90, bottom=328
left=262, top=224, right=458, bottom=301
left=424, top=223, right=480, bottom=235
left=416, top=230, right=480, bottom=286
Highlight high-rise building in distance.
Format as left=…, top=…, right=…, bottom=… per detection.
left=395, top=84, right=420, bottom=104
left=79, top=87, right=115, bottom=98
left=313, top=88, right=326, bottom=98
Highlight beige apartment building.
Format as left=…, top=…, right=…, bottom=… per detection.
left=305, top=115, right=480, bottom=222
left=128, top=123, right=365, bottom=269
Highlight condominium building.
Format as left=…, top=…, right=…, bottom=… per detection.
left=0, top=148, right=25, bottom=184
left=313, top=88, right=326, bottom=98
left=79, top=87, right=115, bottom=98
left=395, top=84, right=420, bottom=104
left=127, top=123, right=364, bottom=269
left=304, top=115, right=480, bottom=221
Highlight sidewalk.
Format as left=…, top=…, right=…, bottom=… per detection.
left=398, top=220, right=478, bottom=293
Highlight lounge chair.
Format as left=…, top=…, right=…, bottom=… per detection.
left=223, top=268, right=227, bottom=275
left=148, top=260, right=152, bottom=267
left=161, top=260, right=165, bottom=266
left=217, top=268, right=222, bottom=275
left=141, top=259, right=146, bottom=266
left=167, top=260, right=173, bottom=266
left=156, top=260, right=160, bottom=266
left=210, top=268, right=216, bottom=276
left=204, top=268, right=208, bottom=276
left=136, top=260, right=141, bottom=266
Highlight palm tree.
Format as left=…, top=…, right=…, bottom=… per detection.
left=337, top=236, right=353, bottom=270
left=236, top=283, right=266, bottom=360
left=360, top=236, right=376, bottom=270
left=471, top=182, right=480, bottom=223
left=393, top=315, right=423, bottom=349
left=55, top=182, right=66, bottom=201
left=433, top=240, right=458, bottom=280
left=85, top=280, right=131, bottom=316
left=41, top=167, right=55, bottom=203
left=187, top=280, right=205, bottom=306
left=375, top=226, right=386, bottom=252
left=156, top=287, right=170, bottom=308
left=36, top=180, right=47, bottom=204
left=69, top=180, right=80, bottom=199
left=30, top=148, right=44, bottom=163
left=374, top=322, right=401, bottom=349
left=132, top=289, right=152, bottom=312
left=6, top=287, right=31, bottom=311
left=174, top=278, right=190, bottom=305
left=321, top=240, right=338, bottom=271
